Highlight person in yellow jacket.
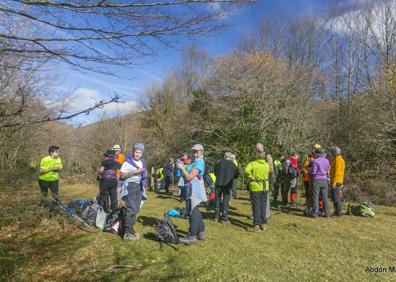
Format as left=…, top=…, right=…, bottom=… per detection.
left=38, top=146, right=62, bottom=201
left=330, top=146, right=346, bottom=216
left=153, top=167, right=164, bottom=192
left=244, top=151, right=270, bottom=232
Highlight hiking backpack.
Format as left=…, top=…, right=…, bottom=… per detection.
left=103, top=208, right=126, bottom=236
left=347, top=202, right=375, bottom=217
left=81, top=202, right=100, bottom=225
left=154, top=214, right=178, bottom=251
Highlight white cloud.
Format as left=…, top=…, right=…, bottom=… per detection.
left=327, top=0, right=396, bottom=42
left=65, top=87, right=138, bottom=113
left=69, top=73, right=144, bottom=96
left=208, top=2, right=229, bottom=19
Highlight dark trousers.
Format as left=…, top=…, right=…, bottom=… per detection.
left=331, top=184, right=343, bottom=214
left=250, top=191, right=268, bottom=225
left=179, top=185, right=188, bottom=202
left=274, top=177, right=285, bottom=202
left=231, top=179, right=238, bottom=199
left=38, top=179, right=59, bottom=198
left=304, top=181, right=313, bottom=207
left=124, top=182, right=142, bottom=235
left=163, top=176, right=171, bottom=192
left=312, top=180, right=330, bottom=216
left=99, top=181, right=118, bottom=212
left=189, top=205, right=204, bottom=236
left=215, top=185, right=231, bottom=220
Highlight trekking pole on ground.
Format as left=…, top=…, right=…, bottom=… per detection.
left=52, top=196, right=95, bottom=231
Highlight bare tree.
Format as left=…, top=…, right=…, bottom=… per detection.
left=0, top=0, right=252, bottom=72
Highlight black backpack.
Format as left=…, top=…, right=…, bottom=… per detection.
left=103, top=208, right=126, bottom=236
left=154, top=214, right=178, bottom=251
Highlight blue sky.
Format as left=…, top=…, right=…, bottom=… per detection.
left=59, top=0, right=335, bottom=126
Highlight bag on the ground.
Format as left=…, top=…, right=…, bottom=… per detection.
left=103, top=208, right=126, bottom=235
left=95, top=206, right=108, bottom=230
left=81, top=202, right=100, bottom=225
left=154, top=214, right=178, bottom=245
left=347, top=202, right=375, bottom=217
left=68, top=199, right=92, bottom=215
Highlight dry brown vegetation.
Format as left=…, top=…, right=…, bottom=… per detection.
left=0, top=1, right=395, bottom=205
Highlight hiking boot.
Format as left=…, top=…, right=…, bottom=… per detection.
left=332, top=212, right=343, bottom=217
left=247, top=225, right=261, bottom=233
left=198, top=232, right=205, bottom=241
left=179, top=235, right=197, bottom=244
left=222, top=219, right=231, bottom=224
left=260, top=224, right=267, bottom=231
left=123, top=233, right=140, bottom=241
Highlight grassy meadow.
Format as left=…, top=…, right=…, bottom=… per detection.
left=1, top=183, right=395, bottom=281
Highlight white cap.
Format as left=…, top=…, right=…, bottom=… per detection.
left=192, top=144, right=204, bottom=151
left=112, top=144, right=121, bottom=151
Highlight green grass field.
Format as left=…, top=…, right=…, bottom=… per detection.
left=1, top=183, right=395, bottom=281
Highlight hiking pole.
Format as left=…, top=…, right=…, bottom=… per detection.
left=52, top=196, right=95, bottom=231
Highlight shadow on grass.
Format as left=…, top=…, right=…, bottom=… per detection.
left=278, top=205, right=306, bottom=217
left=137, top=215, right=158, bottom=227
left=200, top=211, right=251, bottom=230
left=102, top=247, right=186, bottom=281
left=1, top=231, right=91, bottom=280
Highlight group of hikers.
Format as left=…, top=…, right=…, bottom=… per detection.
left=38, top=141, right=345, bottom=243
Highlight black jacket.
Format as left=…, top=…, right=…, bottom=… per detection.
left=214, top=159, right=238, bottom=187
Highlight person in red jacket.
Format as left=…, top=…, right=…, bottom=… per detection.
left=284, top=152, right=300, bottom=207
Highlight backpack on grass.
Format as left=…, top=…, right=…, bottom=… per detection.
left=154, top=214, right=178, bottom=251
left=347, top=202, right=375, bottom=217
left=81, top=202, right=100, bottom=225
left=103, top=208, right=126, bottom=236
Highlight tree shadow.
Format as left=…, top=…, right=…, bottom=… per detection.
left=137, top=215, right=158, bottom=227
left=278, top=205, right=306, bottom=217
left=228, top=216, right=251, bottom=230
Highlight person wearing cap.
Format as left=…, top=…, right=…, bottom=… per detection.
left=97, top=149, right=122, bottom=212
left=177, top=144, right=207, bottom=244
left=310, top=147, right=331, bottom=218
left=214, top=152, right=238, bottom=223
left=112, top=144, right=125, bottom=206
left=38, top=146, right=62, bottom=201
left=120, top=143, right=147, bottom=241
left=244, top=150, right=270, bottom=232
left=330, top=146, right=346, bottom=216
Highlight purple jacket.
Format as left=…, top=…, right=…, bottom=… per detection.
left=311, top=156, right=330, bottom=180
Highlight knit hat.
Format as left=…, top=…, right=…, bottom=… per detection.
left=133, top=143, right=144, bottom=153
